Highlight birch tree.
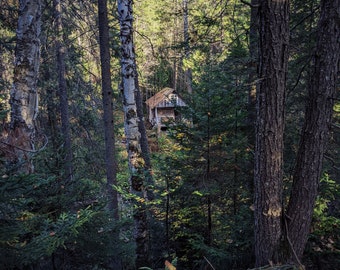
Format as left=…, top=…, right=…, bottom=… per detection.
left=7, top=0, right=42, bottom=173
left=117, top=0, right=151, bottom=267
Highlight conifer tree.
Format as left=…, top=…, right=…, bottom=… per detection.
left=254, top=0, right=289, bottom=266
left=98, top=0, right=119, bottom=220
left=53, top=0, right=73, bottom=181
left=285, top=0, right=340, bottom=263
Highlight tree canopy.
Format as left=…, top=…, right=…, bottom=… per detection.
left=0, top=0, right=339, bottom=269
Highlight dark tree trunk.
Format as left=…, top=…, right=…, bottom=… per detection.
left=285, top=0, right=340, bottom=263
left=44, top=67, right=60, bottom=168
left=247, top=0, right=258, bottom=131
left=246, top=0, right=259, bottom=202
left=98, top=0, right=119, bottom=221
left=254, top=0, right=289, bottom=266
left=183, top=0, right=192, bottom=94
left=135, top=78, right=154, bottom=201
left=53, top=0, right=73, bottom=181
left=98, top=1, right=121, bottom=268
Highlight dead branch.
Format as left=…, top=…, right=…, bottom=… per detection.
left=0, top=133, right=48, bottom=154
left=240, top=0, right=259, bottom=8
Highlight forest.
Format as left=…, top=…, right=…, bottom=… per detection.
left=0, top=0, right=339, bottom=269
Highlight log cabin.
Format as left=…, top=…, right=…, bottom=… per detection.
left=145, top=88, right=186, bottom=132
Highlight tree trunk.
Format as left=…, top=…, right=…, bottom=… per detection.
left=246, top=0, right=259, bottom=196
left=98, top=0, right=119, bottom=219
left=98, top=1, right=121, bottom=268
left=247, top=0, right=258, bottom=131
left=117, top=0, right=151, bottom=267
left=43, top=67, right=60, bottom=168
left=7, top=0, right=42, bottom=174
left=53, top=0, right=73, bottom=181
left=135, top=82, right=154, bottom=200
left=285, top=0, right=340, bottom=263
left=254, top=0, right=289, bottom=266
left=183, top=0, right=192, bottom=94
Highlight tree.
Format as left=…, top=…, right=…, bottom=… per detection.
left=97, top=3, right=123, bottom=267
left=53, top=0, right=73, bottom=181
left=98, top=0, right=119, bottom=221
left=117, top=0, right=151, bottom=267
left=285, top=0, right=340, bottom=263
left=6, top=0, right=42, bottom=174
left=254, top=0, right=340, bottom=266
left=247, top=0, right=258, bottom=131
left=183, top=0, right=193, bottom=94
left=254, top=0, right=289, bottom=266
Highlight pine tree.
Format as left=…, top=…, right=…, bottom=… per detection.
left=254, top=0, right=289, bottom=266
left=285, top=0, right=340, bottom=263
left=53, top=0, right=73, bottom=181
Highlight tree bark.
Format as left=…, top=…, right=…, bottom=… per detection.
left=43, top=67, right=60, bottom=168
left=98, top=1, right=122, bottom=268
left=117, top=0, right=151, bottom=267
left=53, top=0, right=73, bottom=181
left=246, top=0, right=259, bottom=194
left=135, top=79, right=154, bottom=201
left=183, top=0, right=192, bottom=94
left=285, top=0, right=340, bottom=263
left=247, top=0, right=258, bottom=130
left=8, top=0, right=42, bottom=173
left=254, top=0, right=289, bottom=266
left=98, top=0, right=119, bottom=220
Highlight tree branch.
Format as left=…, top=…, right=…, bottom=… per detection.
left=135, top=30, right=156, bottom=58
left=331, top=123, right=340, bottom=131
left=324, top=155, right=340, bottom=171
left=204, top=256, right=216, bottom=270
left=0, top=134, right=48, bottom=154
left=239, top=0, right=259, bottom=8
left=291, top=5, right=320, bottom=33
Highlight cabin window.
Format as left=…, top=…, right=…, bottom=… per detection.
left=169, top=94, right=177, bottom=105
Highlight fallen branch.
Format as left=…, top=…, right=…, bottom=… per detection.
left=204, top=256, right=216, bottom=270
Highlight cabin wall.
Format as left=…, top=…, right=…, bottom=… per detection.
left=154, top=108, right=175, bottom=125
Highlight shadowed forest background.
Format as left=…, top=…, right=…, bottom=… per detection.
left=0, top=0, right=339, bottom=269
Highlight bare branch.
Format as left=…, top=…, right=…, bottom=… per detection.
left=135, top=30, right=156, bottom=58
left=0, top=134, right=48, bottom=154
left=331, top=123, right=340, bottom=131
left=204, top=256, right=216, bottom=270
left=324, top=155, right=340, bottom=171
left=291, top=5, right=320, bottom=32
left=240, top=0, right=259, bottom=8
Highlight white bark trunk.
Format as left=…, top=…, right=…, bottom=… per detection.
left=6, top=0, right=41, bottom=173
left=10, top=0, right=41, bottom=130
left=118, top=0, right=150, bottom=267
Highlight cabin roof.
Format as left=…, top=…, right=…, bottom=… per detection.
left=145, top=87, right=175, bottom=109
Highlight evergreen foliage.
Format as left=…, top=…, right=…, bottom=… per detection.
left=0, top=0, right=339, bottom=269
left=0, top=171, right=121, bottom=269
